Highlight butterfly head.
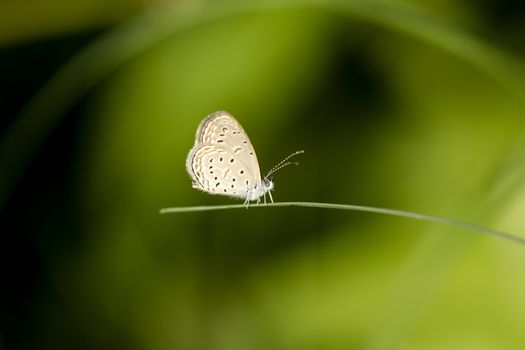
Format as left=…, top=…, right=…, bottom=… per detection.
left=263, top=176, right=274, bottom=192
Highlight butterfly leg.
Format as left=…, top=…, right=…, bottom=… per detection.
left=244, top=188, right=251, bottom=208
left=268, top=191, right=274, bottom=203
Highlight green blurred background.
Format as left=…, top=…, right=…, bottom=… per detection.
left=1, top=0, right=525, bottom=349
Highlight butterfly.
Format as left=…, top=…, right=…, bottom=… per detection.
left=186, top=111, right=303, bottom=204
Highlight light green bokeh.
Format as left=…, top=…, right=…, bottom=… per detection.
left=3, top=1, right=525, bottom=349
left=73, top=7, right=525, bottom=350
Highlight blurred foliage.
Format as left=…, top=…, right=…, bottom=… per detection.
left=1, top=0, right=525, bottom=349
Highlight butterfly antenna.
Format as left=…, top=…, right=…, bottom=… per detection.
left=266, top=150, right=305, bottom=178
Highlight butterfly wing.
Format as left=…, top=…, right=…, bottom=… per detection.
left=187, top=145, right=265, bottom=199
left=186, top=111, right=265, bottom=199
left=194, top=111, right=244, bottom=144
